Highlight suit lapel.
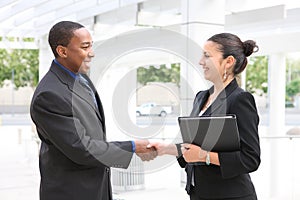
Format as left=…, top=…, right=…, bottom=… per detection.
left=73, top=78, right=99, bottom=110
left=72, top=78, right=106, bottom=137
left=50, top=62, right=104, bottom=124
left=79, top=74, right=105, bottom=127
left=74, top=78, right=104, bottom=124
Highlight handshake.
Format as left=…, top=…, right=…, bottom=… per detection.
left=134, top=140, right=179, bottom=161
left=134, top=140, right=208, bottom=163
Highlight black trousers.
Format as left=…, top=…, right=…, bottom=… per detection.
left=189, top=188, right=257, bottom=200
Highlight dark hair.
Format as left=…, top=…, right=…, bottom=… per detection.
left=207, top=33, right=259, bottom=75
left=48, top=21, right=84, bottom=57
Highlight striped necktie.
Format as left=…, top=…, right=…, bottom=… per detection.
left=78, top=74, right=98, bottom=109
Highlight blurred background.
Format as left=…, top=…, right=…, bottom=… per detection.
left=1, top=0, right=300, bottom=199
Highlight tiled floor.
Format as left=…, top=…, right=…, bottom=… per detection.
left=1, top=125, right=300, bottom=200
left=0, top=125, right=188, bottom=200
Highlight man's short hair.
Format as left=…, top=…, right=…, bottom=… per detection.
left=48, top=21, right=84, bottom=57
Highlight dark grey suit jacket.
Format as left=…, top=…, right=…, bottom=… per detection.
left=30, top=61, right=133, bottom=200
left=178, top=79, right=261, bottom=199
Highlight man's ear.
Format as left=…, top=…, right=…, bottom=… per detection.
left=56, top=45, right=67, bottom=58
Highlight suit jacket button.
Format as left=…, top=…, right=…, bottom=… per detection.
left=106, top=168, right=110, bottom=172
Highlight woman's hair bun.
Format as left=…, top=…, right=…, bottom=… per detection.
left=243, top=40, right=259, bottom=57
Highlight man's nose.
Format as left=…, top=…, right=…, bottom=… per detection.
left=88, top=50, right=95, bottom=57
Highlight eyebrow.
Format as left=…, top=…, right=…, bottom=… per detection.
left=81, top=41, right=93, bottom=46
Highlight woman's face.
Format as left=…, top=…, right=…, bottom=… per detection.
left=199, top=41, right=226, bottom=83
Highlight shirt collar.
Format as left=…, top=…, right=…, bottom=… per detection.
left=53, top=59, right=77, bottom=79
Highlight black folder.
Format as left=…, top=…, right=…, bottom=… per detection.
left=178, top=115, right=240, bottom=152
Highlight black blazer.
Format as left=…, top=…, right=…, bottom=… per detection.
left=30, top=61, right=133, bottom=200
left=178, top=79, right=261, bottom=199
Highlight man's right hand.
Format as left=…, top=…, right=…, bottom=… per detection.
left=134, top=140, right=158, bottom=161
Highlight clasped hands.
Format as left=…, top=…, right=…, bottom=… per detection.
left=134, top=140, right=158, bottom=161
left=135, top=140, right=206, bottom=163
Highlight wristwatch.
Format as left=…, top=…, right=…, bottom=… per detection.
left=206, top=151, right=210, bottom=165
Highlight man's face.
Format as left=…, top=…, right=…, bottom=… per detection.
left=79, top=54, right=93, bottom=74
left=62, top=28, right=94, bottom=73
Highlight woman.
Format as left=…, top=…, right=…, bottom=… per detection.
left=149, top=33, right=261, bottom=200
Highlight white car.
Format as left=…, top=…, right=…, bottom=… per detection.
left=136, top=102, right=172, bottom=117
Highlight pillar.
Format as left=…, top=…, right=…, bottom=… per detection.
left=179, top=0, right=225, bottom=186
left=38, top=35, right=52, bottom=80
left=267, top=53, right=286, bottom=197
left=268, top=54, right=286, bottom=134
left=180, top=0, right=225, bottom=115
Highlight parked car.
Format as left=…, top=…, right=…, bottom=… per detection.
left=136, top=102, right=172, bottom=117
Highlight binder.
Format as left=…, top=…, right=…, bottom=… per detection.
left=178, top=115, right=240, bottom=152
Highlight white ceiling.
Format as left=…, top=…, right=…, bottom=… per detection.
left=1, top=0, right=300, bottom=52
left=0, top=0, right=146, bottom=38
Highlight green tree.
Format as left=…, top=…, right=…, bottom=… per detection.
left=0, top=49, right=39, bottom=89
left=286, top=57, right=300, bottom=102
left=246, top=56, right=268, bottom=95
left=286, top=79, right=300, bottom=99
left=137, top=63, right=180, bottom=86
left=286, top=57, right=300, bottom=83
left=0, top=49, right=10, bottom=86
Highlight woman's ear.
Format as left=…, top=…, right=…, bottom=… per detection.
left=225, top=55, right=235, bottom=69
left=56, top=45, right=67, bottom=58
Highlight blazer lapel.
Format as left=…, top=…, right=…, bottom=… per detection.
left=203, top=91, right=226, bottom=116
left=190, top=90, right=210, bottom=116
left=203, top=79, right=239, bottom=116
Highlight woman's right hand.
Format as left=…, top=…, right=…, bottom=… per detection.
left=147, top=142, right=178, bottom=156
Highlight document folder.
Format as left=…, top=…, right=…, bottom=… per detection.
left=178, top=115, right=240, bottom=152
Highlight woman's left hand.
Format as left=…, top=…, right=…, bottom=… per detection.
left=181, top=143, right=207, bottom=163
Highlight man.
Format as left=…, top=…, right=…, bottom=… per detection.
left=30, top=21, right=156, bottom=200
